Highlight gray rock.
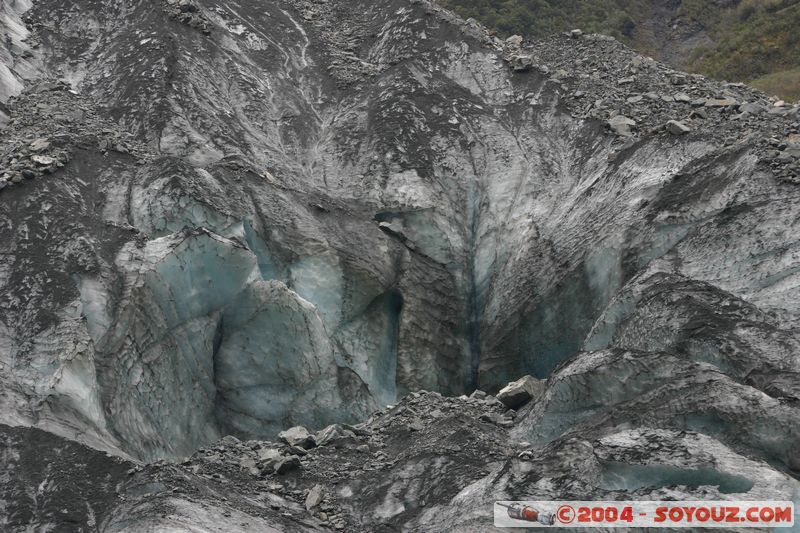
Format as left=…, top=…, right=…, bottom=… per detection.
left=496, top=375, right=545, bottom=409
left=287, top=445, right=308, bottom=456
left=273, top=455, right=302, bottom=475
left=570, top=29, right=583, bottom=38
left=278, top=426, right=313, bottom=449
left=31, top=154, right=55, bottom=166
left=739, top=102, right=766, bottom=115
left=305, top=484, right=324, bottom=511
left=673, top=92, right=691, bottom=103
left=505, top=35, right=523, bottom=48
left=607, top=115, right=636, bottom=137
left=313, top=424, right=343, bottom=447
left=258, top=448, right=281, bottom=462
left=221, top=435, right=240, bottom=446
left=239, top=456, right=256, bottom=471
left=202, top=453, right=222, bottom=463
left=178, top=0, right=198, bottom=13
left=782, top=146, right=800, bottom=158
left=342, top=423, right=371, bottom=438
left=29, top=138, right=51, bottom=152
left=408, top=418, right=425, bottom=431
left=704, top=97, right=738, bottom=108
left=666, top=120, right=691, bottom=135
left=509, top=54, right=534, bottom=71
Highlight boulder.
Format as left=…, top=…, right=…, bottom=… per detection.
left=273, top=455, right=302, bottom=475
left=505, top=35, right=523, bottom=48
left=258, top=447, right=281, bottom=462
left=29, top=138, right=50, bottom=152
left=178, top=0, right=198, bottom=13
left=313, top=424, right=343, bottom=447
left=704, top=98, right=738, bottom=108
left=666, top=120, right=691, bottom=135
left=305, top=484, right=324, bottom=511
left=782, top=145, right=800, bottom=158
left=239, top=456, right=257, bottom=474
left=220, top=435, right=240, bottom=446
left=739, top=102, right=766, bottom=115
left=671, top=75, right=688, bottom=85
left=408, top=418, right=425, bottom=431
left=31, top=155, right=55, bottom=166
left=278, top=426, right=313, bottom=448
left=287, top=445, right=308, bottom=456
left=342, top=423, right=371, bottom=437
left=509, top=54, right=534, bottom=72
left=496, top=375, right=545, bottom=409
left=607, top=115, right=636, bottom=137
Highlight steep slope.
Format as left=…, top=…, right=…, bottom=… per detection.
left=441, top=0, right=800, bottom=100
left=0, top=0, right=799, bottom=530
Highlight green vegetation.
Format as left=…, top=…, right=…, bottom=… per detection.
left=440, top=0, right=800, bottom=100
left=685, top=1, right=800, bottom=95
left=438, top=0, right=641, bottom=40
left=751, top=67, right=800, bottom=102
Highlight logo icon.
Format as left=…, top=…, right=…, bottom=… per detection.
left=557, top=505, right=576, bottom=524
left=497, top=502, right=556, bottom=525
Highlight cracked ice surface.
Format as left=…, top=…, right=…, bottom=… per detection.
left=77, top=226, right=382, bottom=459
left=95, top=229, right=259, bottom=459
left=214, top=279, right=373, bottom=438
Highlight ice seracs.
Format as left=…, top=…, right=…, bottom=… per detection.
left=0, top=0, right=798, bottom=529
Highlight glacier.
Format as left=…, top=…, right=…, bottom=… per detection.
left=0, top=0, right=799, bottom=529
